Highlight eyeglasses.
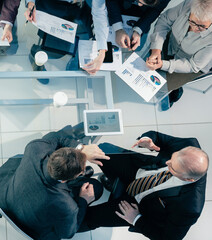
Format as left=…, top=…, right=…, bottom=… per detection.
left=188, top=19, right=210, bottom=31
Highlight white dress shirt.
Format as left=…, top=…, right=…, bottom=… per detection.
left=26, top=0, right=109, bottom=51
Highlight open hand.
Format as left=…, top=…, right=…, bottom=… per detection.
left=1, top=24, right=12, bottom=43
left=115, top=201, right=140, bottom=225
left=132, top=137, right=160, bottom=151
left=81, top=144, right=110, bottom=166
left=83, top=49, right=106, bottom=75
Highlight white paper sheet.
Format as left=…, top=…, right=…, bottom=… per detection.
left=78, top=40, right=122, bottom=71
left=33, top=10, right=77, bottom=44
left=115, top=52, right=167, bottom=102
left=0, top=28, right=10, bottom=46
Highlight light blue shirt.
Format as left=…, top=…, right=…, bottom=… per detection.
left=26, top=0, right=109, bottom=50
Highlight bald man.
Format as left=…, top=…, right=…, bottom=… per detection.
left=85, top=131, right=209, bottom=240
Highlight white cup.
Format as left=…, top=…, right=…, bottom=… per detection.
left=35, top=51, right=48, bottom=66
left=53, top=92, right=68, bottom=107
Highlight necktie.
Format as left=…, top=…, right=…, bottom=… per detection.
left=126, top=170, right=172, bottom=197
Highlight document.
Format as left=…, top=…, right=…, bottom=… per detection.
left=0, top=28, right=10, bottom=46
left=78, top=40, right=122, bottom=71
left=33, top=10, right=77, bottom=44
left=115, top=52, right=167, bottom=102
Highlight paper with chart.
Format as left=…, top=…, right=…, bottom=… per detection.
left=0, top=28, right=10, bottom=46
left=115, top=52, right=167, bottom=102
left=33, top=10, right=77, bottom=43
left=78, top=40, right=122, bottom=71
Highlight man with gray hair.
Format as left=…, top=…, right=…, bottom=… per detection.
left=146, top=0, right=212, bottom=110
left=85, top=131, right=209, bottom=240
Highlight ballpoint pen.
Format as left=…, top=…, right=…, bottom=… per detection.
left=25, top=5, right=35, bottom=26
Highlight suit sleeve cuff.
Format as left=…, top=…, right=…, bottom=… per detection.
left=133, top=214, right=142, bottom=226
left=161, top=60, right=170, bottom=72
left=112, top=22, right=123, bottom=32
left=0, top=21, right=13, bottom=27
left=133, top=27, right=142, bottom=36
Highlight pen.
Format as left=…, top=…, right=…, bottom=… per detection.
left=25, top=5, right=35, bottom=25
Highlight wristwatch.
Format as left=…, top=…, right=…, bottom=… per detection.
left=76, top=143, right=84, bottom=151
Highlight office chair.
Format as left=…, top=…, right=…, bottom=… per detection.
left=0, top=208, right=33, bottom=240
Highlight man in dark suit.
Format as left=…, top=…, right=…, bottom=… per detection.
left=0, top=125, right=109, bottom=240
left=106, top=0, right=170, bottom=50
left=85, top=131, right=209, bottom=240
left=0, top=0, right=21, bottom=42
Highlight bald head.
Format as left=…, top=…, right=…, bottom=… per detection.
left=177, top=147, right=209, bottom=180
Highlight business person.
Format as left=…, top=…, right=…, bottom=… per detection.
left=106, top=0, right=170, bottom=51
left=0, top=0, right=21, bottom=42
left=146, top=0, right=212, bottom=110
left=25, top=0, right=109, bottom=75
left=0, top=125, right=109, bottom=240
left=85, top=131, right=209, bottom=240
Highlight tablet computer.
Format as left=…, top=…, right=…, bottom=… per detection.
left=83, top=109, right=124, bottom=136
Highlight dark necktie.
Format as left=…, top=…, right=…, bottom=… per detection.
left=126, top=170, right=172, bottom=197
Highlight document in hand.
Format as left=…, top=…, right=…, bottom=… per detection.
left=0, top=28, right=10, bottom=46
left=115, top=52, right=167, bottom=102
left=33, top=11, right=77, bottom=44
left=78, top=40, right=122, bottom=71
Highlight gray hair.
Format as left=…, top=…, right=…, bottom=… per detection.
left=191, top=0, right=212, bottom=22
left=177, top=146, right=209, bottom=180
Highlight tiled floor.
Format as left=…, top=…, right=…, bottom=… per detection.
left=0, top=0, right=212, bottom=239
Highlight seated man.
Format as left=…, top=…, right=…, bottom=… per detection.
left=85, top=131, right=209, bottom=240
left=0, top=0, right=21, bottom=43
left=25, top=0, right=109, bottom=75
left=0, top=125, right=109, bottom=240
left=106, top=0, right=170, bottom=51
left=146, top=0, right=212, bottom=109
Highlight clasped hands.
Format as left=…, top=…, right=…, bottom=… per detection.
left=146, top=49, right=163, bottom=70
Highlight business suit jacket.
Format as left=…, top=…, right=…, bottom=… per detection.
left=0, top=0, right=21, bottom=24
left=87, top=131, right=207, bottom=240
left=0, top=126, right=88, bottom=240
left=130, top=131, right=206, bottom=240
left=106, top=0, right=170, bottom=33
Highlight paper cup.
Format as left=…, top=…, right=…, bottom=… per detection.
left=35, top=51, right=48, bottom=66
left=53, top=92, right=68, bottom=107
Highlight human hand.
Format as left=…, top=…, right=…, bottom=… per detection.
left=116, top=29, right=130, bottom=49
left=146, top=49, right=162, bottom=70
left=79, top=182, right=95, bottom=204
left=115, top=201, right=140, bottom=225
left=24, top=2, right=36, bottom=23
left=130, top=31, right=140, bottom=51
left=81, top=144, right=110, bottom=166
left=132, top=137, right=160, bottom=151
left=1, top=24, right=12, bottom=43
left=82, top=49, right=106, bottom=75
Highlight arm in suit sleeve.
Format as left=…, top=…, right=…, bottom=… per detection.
left=48, top=197, right=88, bottom=239
left=134, top=0, right=170, bottom=34
left=150, top=0, right=188, bottom=50
left=137, top=131, right=200, bottom=165
left=41, top=125, right=79, bottom=150
left=0, top=0, right=21, bottom=24
left=106, top=0, right=123, bottom=26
